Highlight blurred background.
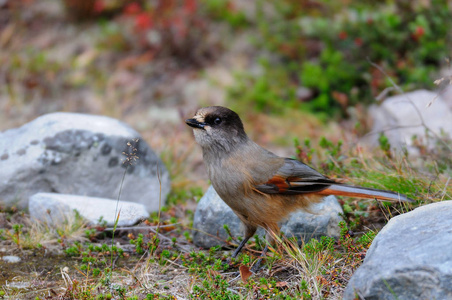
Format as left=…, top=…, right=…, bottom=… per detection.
left=1, top=3, right=451, bottom=297
left=1, top=0, right=451, bottom=190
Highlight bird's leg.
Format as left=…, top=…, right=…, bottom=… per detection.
left=227, top=223, right=257, bottom=263
left=250, top=244, right=268, bottom=273
left=231, top=236, right=252, bottom=259
left=251, top=223, right=279, bottom=273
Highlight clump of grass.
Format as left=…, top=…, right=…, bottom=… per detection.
left=137, top=219, right=375, bottom=299
left=294, top=133, right=451, bottom=232
left=1, top=209, right=87, bottom=250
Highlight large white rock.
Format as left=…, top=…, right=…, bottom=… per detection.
left=29, top=193, right=149, bottom=227
left=0, top=113, right=170, bottom=211
left=344, top=201, right=452, bottom=300
left=367, top=90, right=452, bottom=154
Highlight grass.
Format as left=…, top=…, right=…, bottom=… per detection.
left=0, top=209, right=87, bottom=250
left=1, top=128, right=450, bottom=299
left=1, top=78, right=450, bottom=299
left=1, top=1, right=451, bottom=298
left=1, top=70, right=451, bottom=296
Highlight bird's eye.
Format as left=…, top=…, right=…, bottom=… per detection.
left=214, top=117, right=222, bottom=125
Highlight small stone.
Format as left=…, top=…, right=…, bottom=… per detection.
left=296, top=86, right=314, bottom=101
left=7, top=282, right=30, bottom=289
left=2, top=255, right=21, bottom=263
left=29, top=193, right=149, bottom=227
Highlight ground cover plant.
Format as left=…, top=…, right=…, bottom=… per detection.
left=227, top=0, right=451, bottom=118
left=0, top=0, right=451, bottom=299
left=1, top=129, right=450, bottom=298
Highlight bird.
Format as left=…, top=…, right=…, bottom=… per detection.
left=186, top=106, right=413, bottom=269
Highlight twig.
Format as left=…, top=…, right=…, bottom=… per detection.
left=110, top=166, right=127, bottom=269
left=147, top=228, right=192, bottom=253
left=441, top=177, right=451, bottom=201
left=162, top=257, right=186, bottom=269
left=375, top=87, right=396, bottom=102
left=111, top=254, right=120, bottom=270
left=105, top=223, right=182, bottom=231
left=362, top=124, right=424, bottom=138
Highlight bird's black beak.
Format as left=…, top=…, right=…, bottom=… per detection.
left=185, top=118, right=206, bottom=129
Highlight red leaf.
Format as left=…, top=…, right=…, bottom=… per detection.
left=239, top=265, right=252, bottom=283
left=354, top=37, right=363, bottom=47
left=276, top=281, right=288, bottom=288
left=93, top=0, right=105, bottom=13
left=172, top=15, right=188, bottom=39
left=415, top=26, right=425, bottom=37
left=184, top=0, right=197, bottom=14
left=412, top=26, right=425, bottom=42
left=338, top=31, right=347, bottom=40
left=135, top=13, right=153, bottom=31
left=124, top=2, right=141, bottom=15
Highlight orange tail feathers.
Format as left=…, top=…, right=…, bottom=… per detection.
left=317, top=184, right=414, bottom=202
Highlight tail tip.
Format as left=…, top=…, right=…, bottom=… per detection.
left=397, top=194, right=415, bottom=203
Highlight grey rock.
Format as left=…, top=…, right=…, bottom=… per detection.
left=1, top=255, right=21, bottom=263
left=296, top=86, right=314, bottom=101
left=367, top=90, right=452, bottom=154
left=29, top=193, right=149, bottom=227
left=0, top=113, right=170, bottom=211
left=6, top=282, right=31, bottom=289
left=442, top=85, right=452, bottom=110
left=193, top=186, right=343, bottom=249
left=344, top=201, right=452, bottom=300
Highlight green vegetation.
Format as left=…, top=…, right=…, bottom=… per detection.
left=1, top=134, right=450, bottom=298
left=226, top=0, right=451, bottom=117
left=1, top=0, right=451, bottom=299
left=294, top=133, right=451, bottom=230
left=201, top=0, right=249, bottom=29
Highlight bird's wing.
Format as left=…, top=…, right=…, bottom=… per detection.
left=254, top=158, right=414, bottom=202
left=255, top=158, right=336, bottom=195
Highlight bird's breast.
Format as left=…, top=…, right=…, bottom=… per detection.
left=206, top=145, right=284, bottom=209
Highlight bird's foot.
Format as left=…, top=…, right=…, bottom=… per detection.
left=250, top=258, right=263, bottom=273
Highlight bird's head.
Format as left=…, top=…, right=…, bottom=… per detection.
left=186, top=106, right=248, bottom=151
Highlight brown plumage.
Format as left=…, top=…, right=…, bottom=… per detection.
left=186, top=106, right=413, bottom=267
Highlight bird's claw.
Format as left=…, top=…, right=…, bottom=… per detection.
left=250, top=258, right=263, bottom=273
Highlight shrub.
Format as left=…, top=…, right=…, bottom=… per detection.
left=229, top=0, right=452, bottom=117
